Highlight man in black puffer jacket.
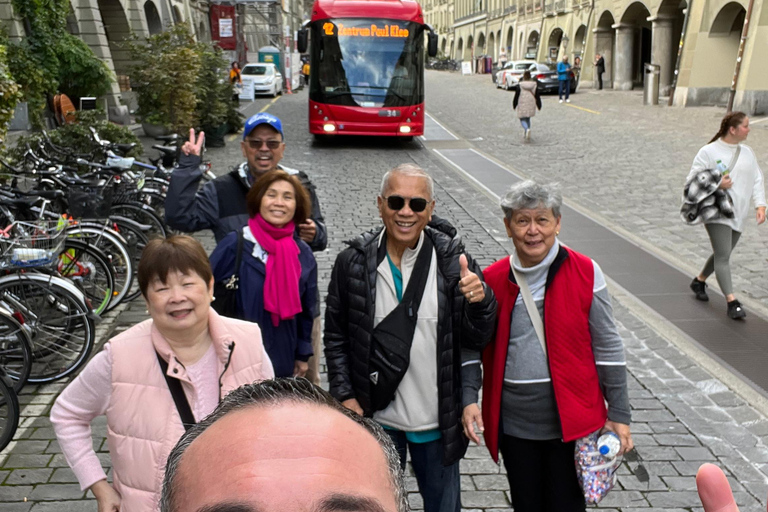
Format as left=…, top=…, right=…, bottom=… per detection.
left=325, top=164, right=496, bottom=512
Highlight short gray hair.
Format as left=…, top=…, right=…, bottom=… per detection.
left=500, top=180, right=562, bottom=220
left=380, top=163, right=434, bottom=199
left=160, top=378, right=408, bottom=512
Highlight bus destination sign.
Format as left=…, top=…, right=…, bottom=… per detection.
left=323, top=22, right=409, bottom=38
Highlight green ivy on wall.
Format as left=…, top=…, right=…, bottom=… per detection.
left=5, top=0, right=113, bottom=127
left=0, top=45, right=22, bottom=143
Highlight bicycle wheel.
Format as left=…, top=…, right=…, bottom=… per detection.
left=0, top=310, right=33, bottom=392
left=0, top=371, right=20, bottom=451
left=110, top=202, right=167, bottom=239
left=65, top=226, right=133, bottom=310
left=111, top=218, right=149, bottom=303
left=57, top=239, right=116, bottom=315
left=0, top=274, right=95, bottom=383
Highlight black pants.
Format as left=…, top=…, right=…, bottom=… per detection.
left=500, top=435, right=585, bottom=512
left=597, top=71, right=604, bottom=90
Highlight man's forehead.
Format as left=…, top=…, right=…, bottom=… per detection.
left=246, top=126, right=282, bottom=140
left=385, top=174, right=432, bottom=196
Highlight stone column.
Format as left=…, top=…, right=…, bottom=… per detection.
left=612, top=23, right=634, bottom=90
left=648, top=15, right=674, bottom=96
left=74, top=0, right=130, bottom=124
left=592, top=27, right=613, bottom=88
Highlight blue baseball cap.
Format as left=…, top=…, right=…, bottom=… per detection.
left=243, top=113, right=284, bottom=140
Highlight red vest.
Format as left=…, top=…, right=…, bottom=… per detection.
left=481, top=248, right=607, bottom=462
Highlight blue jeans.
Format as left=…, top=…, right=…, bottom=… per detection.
left=558, top=80, right=570, bottom=100
left=386, top=430, right=461, bottom=512
left=520, top=117, right=531, bottom=130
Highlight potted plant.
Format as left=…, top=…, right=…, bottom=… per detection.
left=195, top=44, right=231, bottom=147
left=126, top=25, right=201, bottom=136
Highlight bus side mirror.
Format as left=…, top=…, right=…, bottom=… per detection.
left=298, top=28, right=308, bottom=53
left=428, top=32, right=438, bottom=57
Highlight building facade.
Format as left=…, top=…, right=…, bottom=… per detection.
left=422, top=0, right=768, bottom=114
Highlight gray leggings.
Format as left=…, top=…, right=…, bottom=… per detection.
left=700, top=223, right=742, bottom=296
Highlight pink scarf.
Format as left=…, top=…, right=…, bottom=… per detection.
left=248, top=214, right=302, bottom=326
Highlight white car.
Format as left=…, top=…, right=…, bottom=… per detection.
left=496, top=60, right=537, bottom=90
left=241, top=63, right=283, bottom=97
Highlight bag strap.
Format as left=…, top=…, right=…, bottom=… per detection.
left=727, top=144, right=742, bottom=173
left=155, top=351, right=196, bottom=431
left=399, top=234, right=434, bottom=317
left=510, top=261, right=547, bottom=357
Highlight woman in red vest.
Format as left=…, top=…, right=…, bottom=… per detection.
left=460, top=180, right=633, bottom=512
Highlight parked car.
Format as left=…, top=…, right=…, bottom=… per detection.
left=241, top=63, right=283, bottom=97
left=521, top=62, right=577, bottom=94
left=496, top=60, right=537, bottom=89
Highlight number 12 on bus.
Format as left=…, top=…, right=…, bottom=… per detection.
left=297, top=0, right=438, bottom=139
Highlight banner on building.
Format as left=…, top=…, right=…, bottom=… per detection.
left=210, top=5, right=237, bottom=50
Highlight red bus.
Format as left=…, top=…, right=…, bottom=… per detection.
left=297, top=0, right=437, bottom=138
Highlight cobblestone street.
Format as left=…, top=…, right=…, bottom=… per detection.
left=2, top=74, right=768, bottom=511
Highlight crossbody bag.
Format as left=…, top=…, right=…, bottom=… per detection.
left=156, top=351, right=196, bottom=431
left=368, top=235, right=433, bottom=413
left=211, top=229, right=245, bottom=319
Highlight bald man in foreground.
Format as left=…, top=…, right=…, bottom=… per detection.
left=160, top=378, right=408, bottom=512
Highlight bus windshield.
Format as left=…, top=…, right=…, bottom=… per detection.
left=310, top=18, right=424, bottom=108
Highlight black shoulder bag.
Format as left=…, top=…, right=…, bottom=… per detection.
left=212, top=229, right=244, bottom=319
left=368, top=235, right=434, bottom=412
left=156, top=351, right=196, bottom=431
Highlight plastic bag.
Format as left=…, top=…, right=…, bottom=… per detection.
left=574, top=431, right=622, bottom=504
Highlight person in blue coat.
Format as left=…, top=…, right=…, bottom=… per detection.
left=210, top=171, right=318, bottom=378
left=557, top=55, right=572, bottom=103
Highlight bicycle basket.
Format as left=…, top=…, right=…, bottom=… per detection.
left=0, top=219, right=68, bottom=269
left=67, top=183, right=114, bottom=219
left=112, top=180, right=143, bottom=205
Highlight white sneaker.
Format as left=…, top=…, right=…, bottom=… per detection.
left=559, top=99, right=564, bottom=103
left=566, top=99, right=571, bottom=103
left=526, top=129, right=531, bottom=140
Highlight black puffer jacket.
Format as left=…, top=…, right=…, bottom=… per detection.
left=324, top=220, right=497, bottom=465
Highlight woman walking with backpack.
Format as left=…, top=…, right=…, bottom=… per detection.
left=687, top=112, right=766, bottom=319
left=513, top=71, right=542, bottom=141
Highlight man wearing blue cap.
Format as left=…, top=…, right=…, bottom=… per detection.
left=166, top=112, right=326, bottom=248
left=165, top=113, right=327, bottom=384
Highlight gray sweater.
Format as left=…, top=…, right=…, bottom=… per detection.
left=462, top=242, right=631, bottom=440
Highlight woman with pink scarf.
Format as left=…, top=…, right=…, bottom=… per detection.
left=210, top=171, right=318, bottom=377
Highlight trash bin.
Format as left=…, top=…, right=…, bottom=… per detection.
left=643, top=63, right=660, bottom=105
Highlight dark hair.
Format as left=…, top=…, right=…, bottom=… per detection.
left=246, top=170, right=311, bottom=225
left=522, top=70, right=532, bottom=81
left=709, top=111, right=747, bottom=144
left=137, top=235, right=213, bottom=297
left=160, top=378, right=408, bottom=512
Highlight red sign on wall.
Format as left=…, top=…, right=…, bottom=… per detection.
left=210, top=5, right=237, bottom=50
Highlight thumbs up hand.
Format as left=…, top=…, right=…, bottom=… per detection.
left=458, top=254, right=484, bottom=303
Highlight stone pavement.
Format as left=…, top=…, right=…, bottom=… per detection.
left=424, top=70, right=768, bottom=315
left=2, top=84, right=768, bottom=511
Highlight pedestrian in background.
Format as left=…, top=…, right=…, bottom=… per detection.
left=210, top=171, right=318, bottom=378
left=302, top=59, right=310, bottom=87
left=230, top=62, right=242, bottom=102
left=513, top=70, right=542, bottom=141
left=325, top=164, right=496, bottom=512
left=594, top=54, right=605, bottom=90
left=687, top=112, right=766, bottom=319
left=50, top=236, right=274, bottom=512
left=165, top=113, right=328, bottom=386
left=462, top=180, right=632, bottom=512
left=557, top=55, right=571, bottom=103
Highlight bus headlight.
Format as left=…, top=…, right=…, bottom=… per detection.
left=323, top=124, right=336, bottom=132
left=399, top=126, right=411, bottom=134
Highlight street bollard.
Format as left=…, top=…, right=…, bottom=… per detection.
left=643, top=63, right=661, bottom=105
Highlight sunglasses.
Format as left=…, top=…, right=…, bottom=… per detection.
left=383, top=195, right=429, bottom=213
left=246, top=139, right=282, bottom=150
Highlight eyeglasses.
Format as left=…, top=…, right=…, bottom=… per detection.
left=383, top=195, right=429, bottom=213
left=246, top=139, right=282, bottom=150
